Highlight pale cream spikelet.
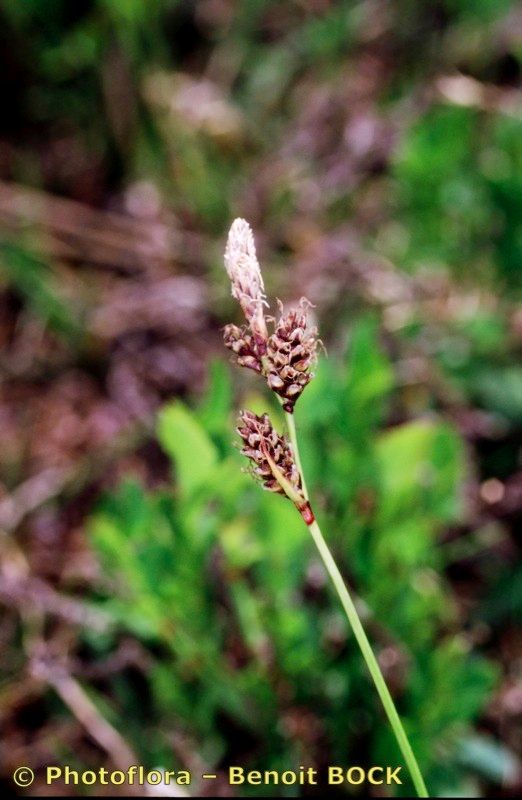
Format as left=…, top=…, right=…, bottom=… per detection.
left=224, top=218, right=268, bottom=344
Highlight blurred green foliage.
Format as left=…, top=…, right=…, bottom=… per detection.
left=0, top=242, right=81, bottom=339
left=89, top=322, right=497, bottom=796
left=392, top=106, right=522, bottom=289
left=0, top=1, right=520, bottom=796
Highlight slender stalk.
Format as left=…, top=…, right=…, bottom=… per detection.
left=285, top=410, right=429, bottom=798
left=285, top=410, right=309, bottom=500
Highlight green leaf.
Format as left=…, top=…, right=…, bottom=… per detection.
left=157, top=401, right=218, bottom=496
left=471, top=366, right=522, bottom=422
left=375, top=419, right=464, bottom=525
left=457, top=734, right=519, bottom=785
left=344, top=316, right=394, bottom=440
left=197, top=359, right=233, bottom=439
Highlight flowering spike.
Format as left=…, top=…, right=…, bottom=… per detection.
left=224, top=218, right=268, bottom=343
left=223, top=224, right=427, bottom=799
left=223, top=220, right=319, bottom=412
left=265, top=298, right=319, bottom=412
left=237, top=410, right=312, bottom=519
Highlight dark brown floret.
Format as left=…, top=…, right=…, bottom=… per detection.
left=237, top=410, right=303, bottom=497
left=265, top=298, right=318, bottom=412
left=223, top=324, right=262, bottom=373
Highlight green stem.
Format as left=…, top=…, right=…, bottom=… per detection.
left=284, top=411, right=429, bottom=798
left=285, top=410, right=309, bottom=500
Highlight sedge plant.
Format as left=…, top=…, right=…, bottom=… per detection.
left=222, top=218, right=428, bottom=798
